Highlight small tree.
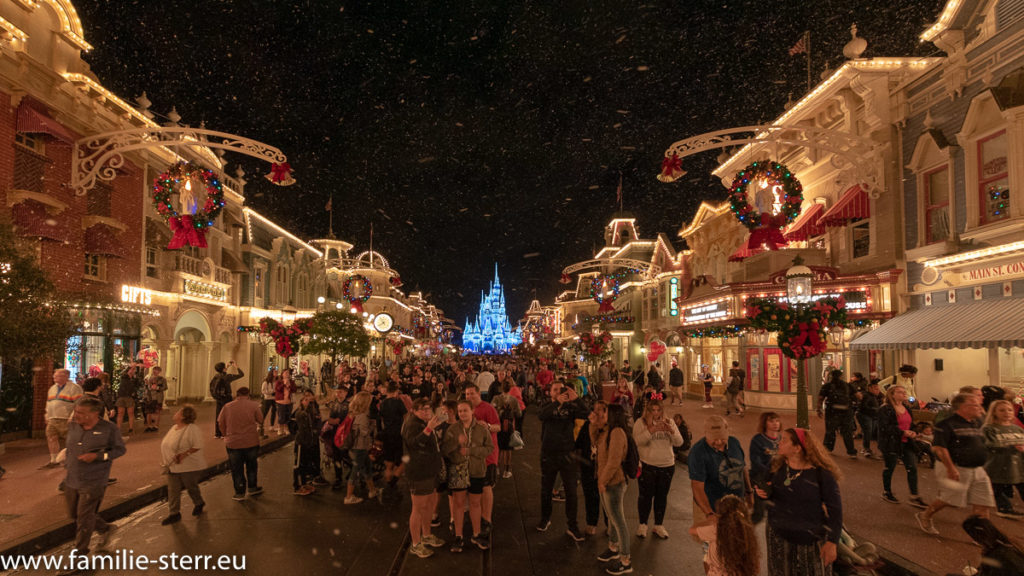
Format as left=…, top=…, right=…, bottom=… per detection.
left=303, top=310, right=371, bottom=364
left=0, top=219, right=77, bottom=361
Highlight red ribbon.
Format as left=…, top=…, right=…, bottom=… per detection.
left=167, top=215, right=207, bottom=249
left=746, top=212, right=788, bottom=251
left=660, top=154, right=684, bottom=181
left=598, top=299, right=616, bottom=313
left=269, top=162, right=292, bottom=183
left=348, top=300, right=364, bottom=314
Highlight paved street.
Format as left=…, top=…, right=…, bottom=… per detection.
left=3, top=398, right=1017, bottom=576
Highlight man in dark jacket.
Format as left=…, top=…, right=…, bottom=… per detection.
left=647, top=363, right=664, bottom=392
left=855, top=377, right=883, bottom=457
left=537, top=381, right=590, bottom=541
left=210, top=361, right=245, bottom=438
left=668, top=362, right=685, bottom=406
left=817, top=369, right=857, bottom=459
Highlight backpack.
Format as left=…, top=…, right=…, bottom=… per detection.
left=333, top=415, right=354, bottom=450
left=608, top=429, right=641, bottom=480
left=727, top=370, right=744, bottom=394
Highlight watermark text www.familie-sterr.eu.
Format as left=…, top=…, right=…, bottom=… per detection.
left=0, top=549, right=247, bottom=571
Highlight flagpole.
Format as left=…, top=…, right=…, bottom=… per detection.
left=328, top=194, right=334, bottom=237
left=805, top=31, right=812, bottom=94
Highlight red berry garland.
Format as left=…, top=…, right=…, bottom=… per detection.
left=152, top=161, right=225, bottom=249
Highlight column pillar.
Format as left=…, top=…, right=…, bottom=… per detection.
left=988, top=347, right=1000, bottom=389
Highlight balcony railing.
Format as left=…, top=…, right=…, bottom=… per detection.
left=174, top=254, right=233, bottom=285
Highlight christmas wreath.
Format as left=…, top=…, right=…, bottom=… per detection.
left=242, top=317, right=314, bottom=359
left=577, top=330, right=614, bottom=360
left=590, top=275, right=622, bottom=313
left=745, top=296, right=847, bottom=359
left=729, top=160, right=803, bottom=250
left=152, top=161, right=225, bottom=249
left=343, top=275, right=373, bottom=313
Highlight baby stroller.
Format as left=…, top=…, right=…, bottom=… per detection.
left=958, top=516, right=1024, bottom=576
left=835, top=529, right=919, bottom=576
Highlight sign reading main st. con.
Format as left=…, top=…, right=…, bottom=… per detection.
left=121, top=285, right=153, bottom=306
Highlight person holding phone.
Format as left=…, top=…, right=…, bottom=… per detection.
left=403, top=398, right=446, bottom=558
left=536, top=381, right=590, bottom=541
left=633, top=399, right=683, bottom=539
left=210, top=361, right=245, bottom=439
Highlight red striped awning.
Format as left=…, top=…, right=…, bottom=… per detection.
left=728, top=243, right=765, bottom=262
left=85, top=223, right=125, bottom=258
left=819, top=185, right=870, bottom=227
left=11, top=199, right=69, bottom=242
left=783, top=203, right=825, bottom=241
left=17, top=106, right=75, bottom=143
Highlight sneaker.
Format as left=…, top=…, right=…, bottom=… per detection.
left=995, top=509, right=1024, bottom=519
left=502, top=470, right=513, bottom=479
left=566, top=526, right=585, bottom=542
left=915, top=512, right=939, bottom=535
left=652, top=525, right=669, bottom=539
left=408, top=542, right=434, bottom=558
left=344, top=496, right=363, bottom=505
left=192, top=504, right=204, bottom=516
left=605, top=560, right=633, bottom=575
left=248, top=486, right=264, bottom=496
left=702, top=403, right=713, bottom=408
left=160, top=513, right=181, bottom=525
left=232, top=493, right=246, bottom=501
left=636, top=523, right=647, bottom=538
left=597, top=549, right=620, bottom=563
left=96, top=523, right=117, bottom=550
left=294, top=486, right=314, bottom=496
left=430, top=515, right=442, bottom=528
left=450, top=536, right=464, bottom=553
left=908, top=496, right=928, bottom=509
left=107, top=478, right=118, bottom=485
left=848, top=453, right=858, bottom=460
left=479, top=520, right=492, bottom=539
left=421, top=534, right=445, bottom=548
left=470, top=534, right=490, bottom=550
left=536, top=519, right=551, bottom=532
left=881, top=492, right=899, bottom=504
left=552, top=491, right=565, bottom=502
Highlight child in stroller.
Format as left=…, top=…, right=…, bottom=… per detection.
left=910, top=421, right=934, bottom=468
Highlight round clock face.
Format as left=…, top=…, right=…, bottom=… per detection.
left=373, top=313, right=394, bottom=334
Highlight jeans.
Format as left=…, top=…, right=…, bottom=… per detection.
left=856, top=413, right=876, bottom=452
left=226, top=446, right=260, bottom=495
left=823, top=408, right=856, bottom=455
left=882, top=442, right=918, bottom=495
left=348, top=449, right=372, bottom=488
left=601, top=482, right=630, bottom=557
left=579, top=462, right=601, bottom=527
left=637, top=463, right=675, bottom=525
left=993, top=482, right=1024, bottom=513
left=276, top=403, right=292, bottom=430
left=214, top=401, right=227, bottom=436
left=540, top=452, right=579, bottom=529
left=703, top=385, right=712, bottom=403
left=261, top=400, right=277, bottom=429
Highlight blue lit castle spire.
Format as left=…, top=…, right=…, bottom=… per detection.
left=462, top=264, right=522, bottom=354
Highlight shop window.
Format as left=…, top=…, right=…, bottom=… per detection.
left=275, top=265, right=288, bottom=304
left=84, top=253, right=106, bottom=281
left=978, top=130, right=1009, bottom=224
left=851, top=219, right=870, bottom=259
left=146, top=247, right=159, bottom=278
left=924, top=166, right=950, bottom=244
left=254, top=266, right=265, bottom=305
left=14, top=131, right=44, bottom=154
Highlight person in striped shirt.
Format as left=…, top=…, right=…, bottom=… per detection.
left=45, top=368, right=83, bottom=467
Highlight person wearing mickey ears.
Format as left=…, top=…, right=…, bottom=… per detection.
left=63, top=397, right=126, bottom=565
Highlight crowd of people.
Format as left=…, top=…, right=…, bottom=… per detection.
left=36, top=355, right=1024, bottom=576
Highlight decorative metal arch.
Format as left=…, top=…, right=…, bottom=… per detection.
left=661, top=124, right=883, bottom=197
left=561, top=257, right=660, bottom=278
left=72, top=126, right=291, bottom=195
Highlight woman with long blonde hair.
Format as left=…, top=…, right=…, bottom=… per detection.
left=983, top=399, right=1024, bottom=518
left=344, top=391, right=377, bottom=504
left=756, top=428, right=842, bottom=576
left=633, top=399, right=683, bottom=539
left=877, top=385, right=925, bottom=507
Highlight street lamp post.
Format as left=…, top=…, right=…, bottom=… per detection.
left=786, top=259, right=814, bottom=427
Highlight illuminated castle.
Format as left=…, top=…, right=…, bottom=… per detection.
left=462, top=265, right=522, bottom=354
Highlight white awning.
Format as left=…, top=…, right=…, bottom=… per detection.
left=850, top=297, right=1024, bottom=350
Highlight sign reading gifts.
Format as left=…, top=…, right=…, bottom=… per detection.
left=121, top=285, right=153, bottom=306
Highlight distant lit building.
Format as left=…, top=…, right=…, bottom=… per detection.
left=463, top=265, right=522, bottom=353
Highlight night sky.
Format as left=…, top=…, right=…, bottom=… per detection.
left=76, top=0, right=944, bottom=325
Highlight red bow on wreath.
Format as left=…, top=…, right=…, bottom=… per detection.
left=789, top=321, right=826, bottom=358
left=746, top=213, right=788, bottom=251
left=167, top=215, right=207, bottom=249
left=266, top=162, right=295, bottom=185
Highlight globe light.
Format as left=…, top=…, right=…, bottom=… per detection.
left=786, top=257, right=814, bottom=305
left=317, top=296, right=326, bottom=304
left=336, top=302, right=343, bottom=309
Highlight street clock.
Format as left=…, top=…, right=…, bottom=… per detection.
left=372, top=313, right=394, bottom=334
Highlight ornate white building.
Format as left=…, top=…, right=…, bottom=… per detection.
left=462, top=265, right=522, bottom=354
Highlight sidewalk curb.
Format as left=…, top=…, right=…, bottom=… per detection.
left=847, top=530, right=939, bottom=576
left=0, top=436, right=293, bottom=558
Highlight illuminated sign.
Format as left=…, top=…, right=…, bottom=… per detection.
left=121, top=285, right=152, bottom=306
left=183, top=279, right=228, bottom=302
left=779, top=290, right=870, bottom=311
left=683, top=301, right=730, bottom=324
left=669, top=277, right=679, bottom=317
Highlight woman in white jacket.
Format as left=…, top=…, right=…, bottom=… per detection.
left=160, top=405, right=206, bottom=524
left=633, top=399, right=683, bottom=539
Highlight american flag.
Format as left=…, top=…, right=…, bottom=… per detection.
left=325, top=197, right=332, bottom=211
left=616, top=173, right=623, bottom=208
left=789, top=34, right=807, bottom=56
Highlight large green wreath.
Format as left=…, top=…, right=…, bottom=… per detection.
left=745, top=296, right=848, bottom=359
left=152, top=161, right=225, bottom=228
left=729, top=160, right=803, bottom=230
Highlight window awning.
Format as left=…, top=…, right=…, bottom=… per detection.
left=784, top=203, right=825, bottom=241
left=17, top=106, right=75, bottom=143
left=727, top=243, right=764, bottom=262
left=819, top=185, right=869, bottom=227
left=84, top=223, right=125, bottom=258
left=850, top=297, right=1024, bottom=350
left=12, top=199, right=69, bottom=242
